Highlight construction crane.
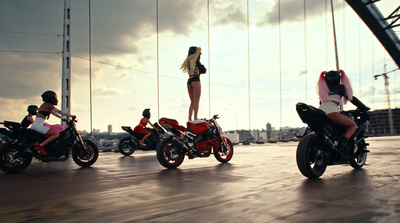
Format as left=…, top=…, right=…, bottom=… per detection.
left=373, top=65, right=400, bottom=135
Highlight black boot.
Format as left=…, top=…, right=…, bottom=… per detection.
left=337, top=136, right=351, bottom=155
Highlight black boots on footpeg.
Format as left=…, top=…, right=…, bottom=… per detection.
left=337, top=136, right=352, bottom=156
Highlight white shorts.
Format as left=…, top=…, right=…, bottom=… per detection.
left=31, top=117, right=50, bottom=134
left=319, top=102, right=339, bottom=115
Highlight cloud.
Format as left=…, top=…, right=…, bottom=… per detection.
left=93, top=85, right=122, bottom=96
left=0, top=97, right=37, bottom=122
left=257, top=0, right=342, bottom=26
left=211, top=0, right=247, bottom=28
left=0, top=0, right=64, bottom=52
left=70, top=0, right=205, bottom=57
left=0, top=53, right=61, bottom=99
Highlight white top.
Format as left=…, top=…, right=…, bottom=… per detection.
left=328, top=94, right=341, bottom=103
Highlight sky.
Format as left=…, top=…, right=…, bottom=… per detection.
left=0, top=0, right=399, bottom=133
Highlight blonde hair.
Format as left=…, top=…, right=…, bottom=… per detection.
left=180, top=47, right=202, bottom=74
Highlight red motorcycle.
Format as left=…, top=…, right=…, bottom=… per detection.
left=156, top=115, right=233, bottom=168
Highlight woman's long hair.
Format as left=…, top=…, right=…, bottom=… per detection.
left=318, top=71, right=330, bottom=102
left=339, top=70, right=353, bottom=104
left=180, top=47, right=201, bottom=74
left=317, top=70, right=353, bottom=104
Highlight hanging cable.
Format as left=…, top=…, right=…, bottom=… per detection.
left=0, top=30, right=61, bottom=37
left=330, top=0, right=339, bottom=70
left=156, top=0, right=160, bottom=120
left=71, top=54, right=299, bottom=91
left=0, top=49, right=60, bottom=54
left=304, top=0, right=307, bottom=103
left=89, top=0, right=93, bottom=135
left=278, top=0, right=282, bottom=129
left=247, top=0, right=251, bottom=130
left=207, top=0, right=211, bottom=118
left=325, top=0, right=328, bottom=69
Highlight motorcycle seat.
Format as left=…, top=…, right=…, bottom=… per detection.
left=25, top=129, right=46, bottom=138
left=296, top=102, right=333, bottom=125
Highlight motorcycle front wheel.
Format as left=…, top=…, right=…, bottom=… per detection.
left=72, top=139, right=99, bottom=167
left=156, top=138, right=185, bottom=169
left=350, top=139, right=368, bottom=169
left=0, top=142, right=32, bottom=173
left=118, top=136, right=137, bottom=156
left=214, top=137, right=233, bottom=163
left=296, top=134, right=327, bottom=179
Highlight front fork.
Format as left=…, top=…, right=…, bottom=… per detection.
left=77, top=135, right=87, bottom=150
left=74, top=125, right=88, bottom=151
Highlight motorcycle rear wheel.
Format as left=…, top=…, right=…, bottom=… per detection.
left=296, top=134, right=327, bottom=179
left=214, top=137, right=233, bottom=163
left=72, top=139, right=98, bottom=167
left=157, top=138, right=185, bottom=169
left=118, top=136, right=136, bottom=156
left=349, top=139, right=368, bottom=169
left=0, top=142, right=32, bottom=173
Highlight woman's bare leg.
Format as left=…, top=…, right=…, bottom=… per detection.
left=327, top=112, right=357, bottom=138
left=41, top=128, right=60, bottom=146
left=187, top=84, right=194, bottom=121
left=191, top=81, right=201, bottom=120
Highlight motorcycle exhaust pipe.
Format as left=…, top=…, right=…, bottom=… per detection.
left=170, top=137, right=194, bottom=159
left=320, top=139, right=334, bottom=151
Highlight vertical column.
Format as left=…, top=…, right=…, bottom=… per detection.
left=61, top=0, right=71, bottom=123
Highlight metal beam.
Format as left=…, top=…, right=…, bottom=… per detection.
left=346, top=0, right=400, bottom=68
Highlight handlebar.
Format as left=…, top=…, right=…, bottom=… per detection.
left=64, top=115, right=77, bottom=124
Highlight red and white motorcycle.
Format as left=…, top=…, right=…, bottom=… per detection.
left=156, top=115, right=233, bottom=168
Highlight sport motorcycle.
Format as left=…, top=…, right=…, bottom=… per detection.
left=156, top=114, right=234, bottom=168
left=295, top=102, right=370, bottom=179
left=118, top=123, right=164, bottom=156
left=0, top=116, right=98, bottom=173
left=0, top=121, right=25, bottom=143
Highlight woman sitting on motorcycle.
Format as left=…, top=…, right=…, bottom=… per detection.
left=318, top=70, right=369, bottom=155
left=31, top=91, right=75, bottom=155
left=134, top=109, right=156, bottom=146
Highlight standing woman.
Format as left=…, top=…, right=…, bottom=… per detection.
left=180, top=46, right=206, bottom=121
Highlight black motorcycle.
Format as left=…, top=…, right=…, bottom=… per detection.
left=0, top=121, right=24, bottom=143
left=295, top=102, right=370, bottom=179
left=0, top=116, right=98, bottom=173
left=118, top=123, right=164, bottom=156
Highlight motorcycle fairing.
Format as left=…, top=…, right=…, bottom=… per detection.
left=159, top=118, right=187, bottom=133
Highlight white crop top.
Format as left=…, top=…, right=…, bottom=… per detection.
left=328, top=94, right=341, bottom=103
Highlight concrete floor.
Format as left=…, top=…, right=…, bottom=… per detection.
left=0, top=136, right=399, bottom=222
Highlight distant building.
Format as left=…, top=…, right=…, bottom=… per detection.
left=226, top=130, right=254, bottom=142
left=108, top=124, right=112, bottom=135
left=223, top=131, right=240, bottom=144
left=368, top=108, right=400, bottom=136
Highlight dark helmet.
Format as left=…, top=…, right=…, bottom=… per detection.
left=27, top=105, right=38, bottom=115
left=41, top=90, right=58, bottom=105
left=142, top=108, right=151, bottom=119
left=188, top=46, right=198, bottom=55
left=325, top=70, right=341, bottom=87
